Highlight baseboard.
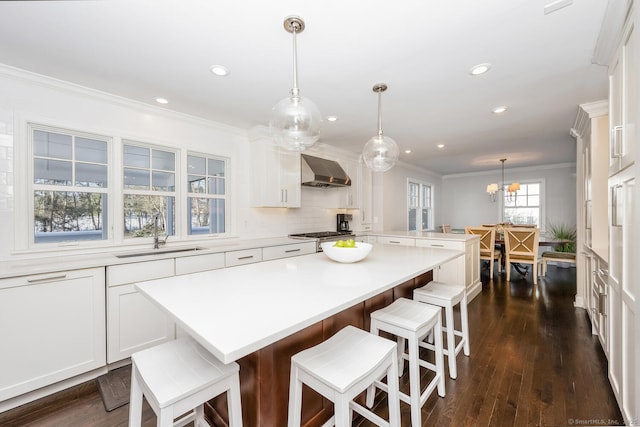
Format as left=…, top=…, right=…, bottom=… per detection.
left=467, top=280, right=482, bottom=302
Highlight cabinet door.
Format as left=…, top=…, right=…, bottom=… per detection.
left=250, top=135, right=301, bottom=208
left=360, top=161, right=373, bottom=229
left=621, top=22, right=636, bottom=171
left=0, top=268, right=106, bottom=401
left=107, top=283, right=175, bottom=363
left=376, top=236, right=415, bottom=246
left=338, top=158, right=359, bottom=209
left=610, top=54, right=623, bottom=175
left=434, top=255, right=464, bottom=285
left=106, top=259, right=175, bottom=363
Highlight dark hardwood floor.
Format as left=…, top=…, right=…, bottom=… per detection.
left=0, top=264, right=623, bottom=426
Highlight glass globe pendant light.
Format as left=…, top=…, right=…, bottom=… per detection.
left=270, top=16, right=322, bottom=151
left=362, top=83, right=399, bottom=172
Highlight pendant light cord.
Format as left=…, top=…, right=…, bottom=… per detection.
left=377, top=91, right=383, bottom=137
left=291, top=23, right=300, bottom=97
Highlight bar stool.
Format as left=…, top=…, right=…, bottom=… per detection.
left=288, top=325, right=401, bottom=427
left=413, top=281, right=470, bottom=380
left=367, top=297, right=445, bottom=427
left=128, top=338, right=243, bottom=427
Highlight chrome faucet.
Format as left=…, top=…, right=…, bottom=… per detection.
left=152, top=211, right=168, bottom=249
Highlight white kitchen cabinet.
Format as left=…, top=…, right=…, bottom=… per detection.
left=376, top=236, right=415, bottom=246
left=249, top=128, right=301, bottom=208
left=337, top=158, right=359, bottom=209
left=262, top=241, right=316, bottom=261
left=175, top=252, right=225, bottom=275
left=359, top=160, right=373, bottom=230
left=0, top=267, right=106, bottom=401
left=107, top=259, right=175, bottom=363
left=225, top=248, right=263, bottom=267
left=609, top=15, right=636, bottom=176
left=415, top=237, right=481, bottom=300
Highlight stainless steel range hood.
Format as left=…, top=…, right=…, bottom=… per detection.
left=301, top=154, right=351, bottom=188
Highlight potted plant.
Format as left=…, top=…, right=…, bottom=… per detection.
left=546, top=222, right=576, bottom=253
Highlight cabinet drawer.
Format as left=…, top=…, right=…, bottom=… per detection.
left=376, top=236, right=415, bottom=246
left=107, top=259, right=175, bottom=286
left=415, top=239, right=463, bottom=250
left=263, top=242, right=316, bottom=261
left=225, top=248, right=263, bottom=267
left=175, top=253, right=225, bottom=275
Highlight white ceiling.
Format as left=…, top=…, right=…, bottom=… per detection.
left=0, top=0, right=610, bottom=174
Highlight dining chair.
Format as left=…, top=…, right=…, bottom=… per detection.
left=503, top=227, right=541, bottom=284
left=440, top=224, right=452, bottom=233
left=464, top=226, right=501, bottom=279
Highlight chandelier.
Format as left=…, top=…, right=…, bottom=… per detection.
left=487, top=158, right=520, bottom=202
left=270, top=16, right=322, bottom=151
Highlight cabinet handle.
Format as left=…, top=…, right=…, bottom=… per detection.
left=28, top=274, right=67, bottom=284
left=611, top=184, right=622, bottom=227
left=389, top=240, right=401, bottom=244
left=237, top=255, right=254, bottom=260
left=610, top=125, right=623, bottom=158
left=430, top=244, right=445, bottom=247
left=598, top=292, right=607, bottom=316
left=285, top=248, right=301, bottom=253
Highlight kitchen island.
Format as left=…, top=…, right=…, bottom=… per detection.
left=136, top=243, right=463, bottom=426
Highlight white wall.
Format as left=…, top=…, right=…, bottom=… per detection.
left=381, top=161, right=443, bottom=231
left=0, top=65, right=362, bottom=261
left=441, top=163, right=577, bottom=232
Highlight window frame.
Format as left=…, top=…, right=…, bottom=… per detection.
left=185, top=151, right=229, bottom=237
left=15, top=118, right=233, bottom=253
left=501, top=179, right=545, bottom=229
left=407, top=178, right=433, bottom=231
left=27, top=123, right=113, bottom=248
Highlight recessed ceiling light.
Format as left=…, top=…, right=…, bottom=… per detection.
left=404, top=149, right=412, bottom=154
left=469, top=63, right=491, bottom=76
left=492, top=106, right=508, bottom=114
left=155, top=97, right=169, bottom=104
left=210, top=65, right=229, bottom=76
left=326, top=116, right=338, bottom=122
left=437, top=144, right=445, bottom=149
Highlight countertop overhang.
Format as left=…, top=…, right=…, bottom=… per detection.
left=135, top=243, right=463, bottom=364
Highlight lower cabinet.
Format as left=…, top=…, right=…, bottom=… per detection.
left=376, top=236, right=415, bottom=246
left=0, top=267, right=106, bottom=401
left=262, top=242, right=316, bottom=261
left=106, top=259, right=176, bottom=363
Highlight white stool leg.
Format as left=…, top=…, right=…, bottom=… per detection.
left=461, top=294, right=470, bottom=357
left=227, top=375, right=244, bottom=427
left=366, top=323, right=380, bottom=408
left=444, top=303, right=457, bottom=379
left=433, top=317, right=446, bottom=397
left=334, top=396, right=351, bottom=427
left=194, top=405, right=206, bottom=427
left=158, top=406, right=174, bottom=427
left=396, top=336, right=406, bottom=376
left=408, top=333, right=422, bottom=427
left=128, top=366, right=143, bottom=427
left=386, top=351, right=401, bottom=427
left=287, top=366, right=303, bottom=427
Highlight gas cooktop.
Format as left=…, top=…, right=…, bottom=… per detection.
left=289, top=231, right=353, bottom=239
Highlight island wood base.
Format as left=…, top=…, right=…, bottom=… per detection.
left=206, top=271, right=433, bottom=426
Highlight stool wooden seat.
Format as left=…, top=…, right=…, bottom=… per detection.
left=413, top=281, right=470, bottom=380
left=367, top=298, right=445, bottom=427
left=128, top=338, right=243, bottom=427
left=288, top=325, right=400, bottom=427
left=541, top=251, right=576, bottom=275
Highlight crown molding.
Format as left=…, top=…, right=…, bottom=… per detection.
left=592, top=0, right=633, bottom=66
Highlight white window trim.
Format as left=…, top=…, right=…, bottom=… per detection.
left=500, top=178, right=546, bottom=231
left=407, top=178, right=434, bottom=232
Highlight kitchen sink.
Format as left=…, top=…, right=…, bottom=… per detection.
left=115, top=247, right=206, bottom=258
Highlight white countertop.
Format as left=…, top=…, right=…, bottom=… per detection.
left=369, top=230, right=479, bottom=242
left=135, top=243, right=462, bottom=364
left=0, top=236, right=311, bottom=279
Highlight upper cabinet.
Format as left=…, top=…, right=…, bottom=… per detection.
left=609, top=14, right=636, bottom=175
left=249, top=127, right=301, bottom=208
left=337, top=157, right=360, bottom=209
left=360, top=161, right=373, bottom=229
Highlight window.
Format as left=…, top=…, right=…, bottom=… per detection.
left=187, top=154, right=227, bottom=235
left=503, top=182, right=541, bottom=227
left=122, top=142, right=176, bottom=239
left=31, top=126, right=109, bottom=243
left=408, top=180, right=432, bottom=231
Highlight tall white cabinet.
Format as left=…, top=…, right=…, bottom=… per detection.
left=606, top=1, right=638, bottom=421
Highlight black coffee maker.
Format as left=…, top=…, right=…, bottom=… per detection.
left=336, top=214, right=352, bottom=232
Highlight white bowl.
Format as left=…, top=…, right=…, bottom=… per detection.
left=320, top=241, right=372, bottom=263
